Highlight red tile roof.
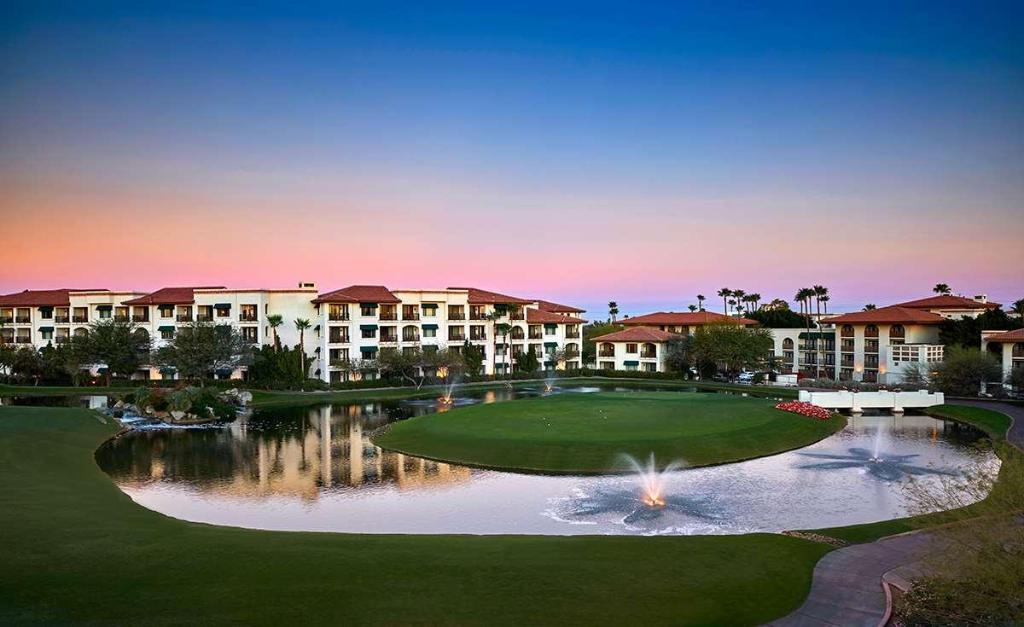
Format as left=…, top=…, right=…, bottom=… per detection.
left=0, top=289, right=108, bottom=307
left=534, top=299, right=585, bottom=314
left=821, top=306, right=946, bottom=325
left=313, top=285, right=400, bottom=304
left=984, top=328, right=1024, bottom=343
left=896, top=295, right=1000, bottom=310
left=620, top=311, right=758, bottom=327
left=592, top=327, right=681, bottom=343
left=526, top=308, right=586, bottom=324
left=121, top=286, right=225, bottom=306
left=449, top=287, right=534, bottom=305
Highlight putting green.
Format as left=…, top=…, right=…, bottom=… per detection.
left=375, top=391, right=846, bottom=474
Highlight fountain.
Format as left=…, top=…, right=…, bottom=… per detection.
left=620, top=453, right=686, bottom=508
left=438, top=371, right=460, bottom=406
left=870, top=425, right=886, bottom=463
left=543, top=377, right=556, bottom=394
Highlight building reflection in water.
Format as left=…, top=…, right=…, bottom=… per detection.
left=99, top=400, right=472, bottom=501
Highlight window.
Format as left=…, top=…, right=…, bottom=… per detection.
left=470, top=325, right=486, bottom=341
left=469, top=305, right=485, bottom=320
left=329, top=348, right=349, bottom=363
left=159, top=305, right=174, bottom=318
left=841, top=325, right=854, bottom=337
left=624, top=363, right=638, bottom=371
left=40, top=328, right=53, bottom=340
left=361, top=304, right=377, bottom=317
left=329, top=327, right=349, bottom=345
left=241, top=327, right=258, bottom=343
left=889, top=324, right=905, bottom=340
left=601, top=361, right=615, bottom=371
left=160, top=327, right=174, bottom=340
left=865, top=324, right=879, bottom=338
left=132, top=307, right=149, bottom=322
left=215, top=305, right=230, bottom=318
left=423, top=326, right=437, bottom=338
left=626, top=343, right=638, bottom=353
left=783, top=338, right=794, bottom=349
left=641, top=343, right=657, bottom=358
left=511, top=326, right=525, bottom=340
left=448, top=326, right=465, bottom=341
left=239, top=304, right=258, bottom=322
left=379, top=305, right=397, bottom=320
left=40, top=307, right=53, bottom=320
left=98, top=307, right=111, bottom=320
left=643, top=363, right=657, bottom=372
left=421, top=304, right=438, bottom=317
left=402, top=305, right=419, bottom=321
left=328, top=304, right=349, bottom=321
left=448, top=305, right=465, bottom=320
left=528, top=325, right=542, bottom=340
left=599, top=343, right=615, bottom=357
left=72, top=307, right=88, bottom=323
left=361, top=327, right=377, bottom=339
left=402, top=325, right=419, bottom=342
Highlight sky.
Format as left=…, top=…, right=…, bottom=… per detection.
left=1, top=1, right=1022, bottom=316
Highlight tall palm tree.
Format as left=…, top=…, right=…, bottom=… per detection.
left=696, top=294, right=706, bottom=311
left=732, top=290, right=746, bottom=317
left=864, top=303, right=877, bottom=311
left=812, top=286, right=829, bottom=378
left=1012, top=299, right=1024, bottom=318
left=728, top=298, right=737, bottom=314
left=608, top=301, right=619, bottom=324
left=294, top=318, right=311, bottom=378
left=718, top=288, right=732, bottom=314
left=795, top=288, right=814, bottom=377
left=749, top=293, right=761, bottom=312
left=933, top=283, right=952, bottom=295
left=267, top=314, right=283, bottom=352
left=688, top=305, right=697, bottom=312
left=819, top=294, right=830, bottom=315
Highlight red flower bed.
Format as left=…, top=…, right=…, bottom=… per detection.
left=775, top=400, right=832, bottom=421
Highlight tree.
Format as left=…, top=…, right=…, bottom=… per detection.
left=687, top=304, right=697, bottom=312
left=795, top=288, right=815, bottom=373
left=746, top=308, right=809, bottom=328
left=582, top=321, right=620, bottom=365
left=517, top=345, right=540, bottom=374
left=607, top=301, right=619, bottom=323
left=85, top=318, right=151, bottom=385
left=267, top=314, right=284, bottom=351
left=154, top=322, right=251, bottom=383
left=1011, top=298, right=1024, bottom=318
left=812, top=285, right=829, bottom=377
left=376, top=348, right=433, bottom=388
left=663, top=336, right=694, bottom=376
left=54, top=335, right=92, bottom=385
left=460, top=340, right=484, bottom=376
left=939, top=308, right=1022, bottom=349
left=0, top=343, right=15, bottom=381
left=717, top=288, right=732, bottom=314
left=732, top=290, right=746, bottom=316
left=864, top=303, right=877, bottom=311
left=689, top=323, right=774, bottom=375
left=10, top=346, right=43, bottom=385
left=294, top=318, right=311, bottom=378
left=696, top=294, right=706, bottom=311
left=931, top=347, right=1002, bottom=396
left=749, top=293, right=761, bottom=311
left=933, top=283, right=952, bottom=295
left=1008, top=365, right=1024, bottom=390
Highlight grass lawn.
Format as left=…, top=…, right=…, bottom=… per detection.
left=376, top=391, right=844, bottom=474
left=0, top=405, right=830, bottom=626
left=809, top=404, right=1021, bottom=544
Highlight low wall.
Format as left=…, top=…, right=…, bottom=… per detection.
left=799, top=389, right=945, bottom=411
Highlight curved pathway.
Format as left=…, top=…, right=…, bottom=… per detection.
left=767, top=400, right=1023, bottom=627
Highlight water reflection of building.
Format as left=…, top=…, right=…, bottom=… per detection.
left=126, top=402, right=470, bottom=500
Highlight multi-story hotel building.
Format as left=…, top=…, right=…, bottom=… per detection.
left=592, top=311, right=757, bottom=373
left=981, top=328, right=1024, bottom=388
left=0, top=284, right=586, bottom=383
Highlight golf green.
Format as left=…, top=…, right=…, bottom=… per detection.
left=375, top=391, right=846, bottom=473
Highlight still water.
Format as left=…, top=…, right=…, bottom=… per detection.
left=95, top=385, right=998, bottom=535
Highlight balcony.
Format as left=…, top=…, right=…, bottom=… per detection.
left=114, top=315, right=129, bottom=322
left=55, top=336, right=70, bottom=344
left=379, top=312, right=398, bottom=321
left=599, top=349, right=615, bottom=358
left=448, top=334, right=466, bottom=342
left=402, top=334, right=420, bottom=343
left=328, top=313, right=350, bottom=322
left=380, top=335, right=399, bottom=344
left=15, top=317, right=31, bottom=324
left=0, top=317, right=13, bottom=324
left=510, top=311, right=524, bottom=320
left=529, top=333, right=543, bottom=340
left=132, top=315, right=149, bottom=323
left=328, top=335, right=349, bottom=344
left=448, top=313, right=465, bottom=321
left=72, top=316, right=88, bottom=323
left=640, top=351, right=657, bottom=359
left=55, top=316, right=70, bottom=324
left=566, top=331, right=580, bottom=339
left=177, top=315, right=193, bottom=322
left=197, top=315, right=213, bottom=322
left=15, top=336, right=32, bottom=344
left=402, top=313, right=420, bottom=321
left=238, top=314, right=259, bottom=323
left=470, top=333, right=487, bottom=341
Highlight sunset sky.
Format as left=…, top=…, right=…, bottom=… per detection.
left=2, top=2, right=1022, bottom=315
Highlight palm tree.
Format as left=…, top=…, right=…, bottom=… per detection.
left=933, top=283, right=952, bottom=295
left=1012, top=299, right=1024, bottom=318
left=294, top=318, right=311, bottom=378
left=820, top=294, right=830, bottom=315
left=267, top=314, right=283, bottom=351
left=608, top=301, right=619, bottom=324
left=688, top=305, right=697, bottom=312
left=864, top=303, right=877, bottom=311
left=812, top=286, right=829, bottom=378
left=732, top=290, right=746, bottom=316
left=717, top=288, right=732, bottom=314
left=728, top=298, right=737, bottom=314
left=795, top=288, right=814, bottom=377
left=748, top=293, right=761, bottom=312
left=696, top=294, right=706, bottom=311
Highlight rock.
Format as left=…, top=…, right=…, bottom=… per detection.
left=144, top=405, right=155, bottom=415
left=170, top=410, right=186, bottom=421
left=114, top=400, right=125, bottom=409
left=154, top=410, right=170, bottom=420
left=237, top=391, right=253, bottom=405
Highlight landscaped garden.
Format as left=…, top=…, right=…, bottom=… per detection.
left=375, top=391, right=846, bottom=473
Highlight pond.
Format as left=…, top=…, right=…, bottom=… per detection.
left=94, top=384, right=999, bottom=536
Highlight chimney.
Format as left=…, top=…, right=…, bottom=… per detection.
left=973, top=294, right=987, bottom=303
left=299, top=282, right=317, bottom=289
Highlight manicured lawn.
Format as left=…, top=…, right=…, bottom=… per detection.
left=809, top=404, right=1021, bottom=544
left=0, top=405, right=830, bottom=626
left=376, top=391, right=845, bottom=474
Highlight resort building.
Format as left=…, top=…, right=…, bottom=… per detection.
left=981, top=329, right=1024, bottom=389
left=618, top=311, right=757, bottom=334
left=1, top=283, right=586, bottom=383
left=315, top=286, right=585, bottom=384
left=893, top=294, right=999, bottom=319
left=591, top=327, right=680, bottom=372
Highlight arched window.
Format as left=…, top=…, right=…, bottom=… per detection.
left=510, top=327, right=525, bottom=340
left=73, top=327, right=87, bottom=337
left=783, top=338, right=794, bottom=349
left=134, top=328, right=149, bottom=340
left=889, top=324, right=905, bottom=339
left=565, top=342, right=579, bottom=356
left=841, top=325, right=854, bottom=337
left=641, top=343, right=657, bottom=358
left=865, top=324, right=879, bottom=338
left=402, top=325, right=419, bottom=342
left=600, top=342, right=614, bottom=356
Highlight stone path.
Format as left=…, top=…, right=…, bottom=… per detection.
left=767, top=400, right=1022, bottom=627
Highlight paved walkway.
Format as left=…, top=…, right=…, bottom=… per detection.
left=767, top=400, right=1023, bottom=627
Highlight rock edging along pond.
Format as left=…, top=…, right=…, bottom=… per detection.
left=373, top=391, right=847, bottom=474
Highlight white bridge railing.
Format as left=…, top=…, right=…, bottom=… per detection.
left=799, top=389, right=944, bottom=412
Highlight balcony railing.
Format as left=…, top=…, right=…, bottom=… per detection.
left=15, top=336, right=32, bottom=344
left=566, top=331, right=580, bottom=339
left=640, top=351, right=657, bottom=359
left=470, top=333, right=487, bottom=341
left=328, top=313, right=350, bottom=321
left=379, top=312, right=398, bottom=321
left=529, top=333, right=543, bottom=340
left=449, top=334, right=466, bottom=342
left=132, top=315, right=149, bottom=323
left=510, top=312, right=524, bottom=320
left=177, top=315, right=193, bottom=322
left=448, top=313, right=465, bottom=321
left=402, top=335, right=420, bottom=342
left=238, top=314, right=259, bottom=322
left=328, top=335, right=349, bottom=344
left=197, top=315, right=212, bottom=322
left=114, top=315, right=129, bottom=322
left=599, top=350, right=615, bottom=357
left=72, top=316, right=88, bottom=323
left=402, top=312, right=420, bottom=321
left=15, top=317, right=31, bottom=324
left=380, top=336, right=399, bottom=344
left=55, top=336, right=70, bottom=344
left=55, top=316, right=70, bottom=324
